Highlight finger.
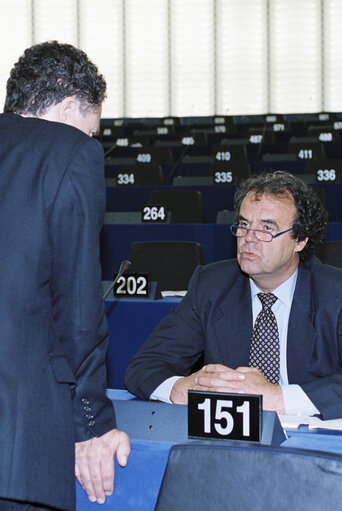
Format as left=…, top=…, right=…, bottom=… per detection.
left=192, top=385, right=211, bottom=392
left=100, top=455, right=115, bottom=497
left=115, top=432, right=131, bottom=467
left=198, top=375, right=249, bottom=392
left=214, top=386, right=245, bottom=394
left=195, top=372, right=244, bottom=387
left=79, top=464, right=97, bottom=503
left=203, top=364, right=231, bottom=373
left=75, top=463, right=87, bottom=494
left=88, top=461, right=106, bottom=504
left=194, top=382, right=246, bottom=394
left=218, top=371, right=245, bottom=382
left=236, top=366, right=259, bottom=373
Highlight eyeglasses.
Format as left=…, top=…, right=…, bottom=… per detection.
left=230, top=223, right=295, bottom=242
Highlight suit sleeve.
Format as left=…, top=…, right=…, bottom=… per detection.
left=124, top=266, right=206, bottom=399
left=301, top=307, right=342, bottom=420
left=48, top=136, right=116, bottom=441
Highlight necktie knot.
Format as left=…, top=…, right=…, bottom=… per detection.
left=258, top=292, right=277, bottom=310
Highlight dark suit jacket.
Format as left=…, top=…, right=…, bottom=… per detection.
left=0, top=113, right=115, bottom=511
left=124, top=257, right=342, bottom=420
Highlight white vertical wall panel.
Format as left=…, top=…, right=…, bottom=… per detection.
left=269, top=0, right=322, bottom=113
left=33, top=0, right=78, bottom=46
left=125, top=0, right=169, bottom=118
left=323, top=0, right=342, bottom=112
left=216, top=0, right=268, bottom=116
left=79, top=0, right=124, bottom=118
left=0, top=0, right=32, bottom=112
left=170, top=0, right=214, bottom=117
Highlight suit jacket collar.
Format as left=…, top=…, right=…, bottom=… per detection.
left=213, top=265, right=253, bottom=367
left=287, top=258, right=316, bottom=383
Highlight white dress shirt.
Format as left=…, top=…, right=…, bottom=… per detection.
left=151, top=269, right=320, bottom=416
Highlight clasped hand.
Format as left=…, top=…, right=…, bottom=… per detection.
left=170, top=364, right=284, bottom=414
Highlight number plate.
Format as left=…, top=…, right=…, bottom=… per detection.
left=188, top=391, right=262, bottom=442
left=113, top=273, right=149, bottom=298
left=316, top=168, right=341, bottom=182
left=116, top=172, right=135, bottom=186
left=141, top=206, right=168, bottom=222
left=214, top=171, right=234, bottom=184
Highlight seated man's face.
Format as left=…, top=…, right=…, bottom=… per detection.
left=236, top=191, right=307, bottom=290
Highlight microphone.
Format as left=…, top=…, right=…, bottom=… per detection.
left=103, top=260, right=132, bottom=300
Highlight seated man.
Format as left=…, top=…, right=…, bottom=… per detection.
left=124, top=171, right=342, bottom=420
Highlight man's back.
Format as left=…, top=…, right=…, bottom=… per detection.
left=0, top=112, right=109, bottom=510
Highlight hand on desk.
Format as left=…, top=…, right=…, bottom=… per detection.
left=171, top=364, right=285, bottom=414
left=75, top=428, right=130, bottom=504
left=170, top=364, right=245, bottom=405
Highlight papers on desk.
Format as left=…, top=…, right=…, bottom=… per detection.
left=161, top=290, right=187, bottom=297
left=279, top=414, right=342, bottom=431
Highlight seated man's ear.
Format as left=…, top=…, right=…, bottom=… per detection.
left=295, top=237, right=308, bottom=254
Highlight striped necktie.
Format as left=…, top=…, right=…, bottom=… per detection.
left=249, top=292, right=280, bottom=384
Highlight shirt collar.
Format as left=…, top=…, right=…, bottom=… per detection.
left=249, top=268, right=298, bottom=309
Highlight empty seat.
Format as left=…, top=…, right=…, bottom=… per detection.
left=212, top=143, right=248, bottom=164
left=128, top=241, right=205, bottom=291
left=316, top=241, right=342, bottom=268
left=288, top=139, right=325, bottom=160
left=209, top=160, right=250, bottom=184
left=216, top=210, right=236, bottom=224
left=148, top=189, right=205, bottom=223
left=155, top=442, right=342, bottom=511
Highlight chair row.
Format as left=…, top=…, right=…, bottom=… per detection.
left=100, top=222, right=342, bottom=281
left=105, top=158, right=342, bottom=187
left=104, top=183, right=342, bottom=224
left=104, top=240, right=342, bottom=294
left=98, top=112, right=342, bottom=145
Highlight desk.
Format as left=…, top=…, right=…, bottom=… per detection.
left=105, top=297, right=180, bottom=388
left=76, top=390, right=342, bottom=511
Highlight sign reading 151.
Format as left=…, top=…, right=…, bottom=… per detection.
left=188, top=391, right=262, bottom=442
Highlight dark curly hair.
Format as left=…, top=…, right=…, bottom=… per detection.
left=234, top=171, right=328, bottom=260
left=4, top=41, right=106, bottom=115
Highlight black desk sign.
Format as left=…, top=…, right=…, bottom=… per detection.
left=188, top=391, right=262, bottom=442
left=113, top=273, right=149, bottom=298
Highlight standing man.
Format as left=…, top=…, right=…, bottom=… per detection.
left=124, top=171, right=342, bottom=420
left=0, top=41, right=130, bottom=510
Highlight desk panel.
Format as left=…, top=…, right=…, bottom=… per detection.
left=76, top=392, right=342, bottom=511
left=76, top=439, right=173, bottom=511
left=105, top=297, right=180, bottom=389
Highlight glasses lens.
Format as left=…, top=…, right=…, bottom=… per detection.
left=231, top=225, right=246, bottom=237
left=254, top=230, right=273, bottom=242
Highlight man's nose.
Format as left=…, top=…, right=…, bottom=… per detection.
left=245, top=228, right=258, bottom=242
